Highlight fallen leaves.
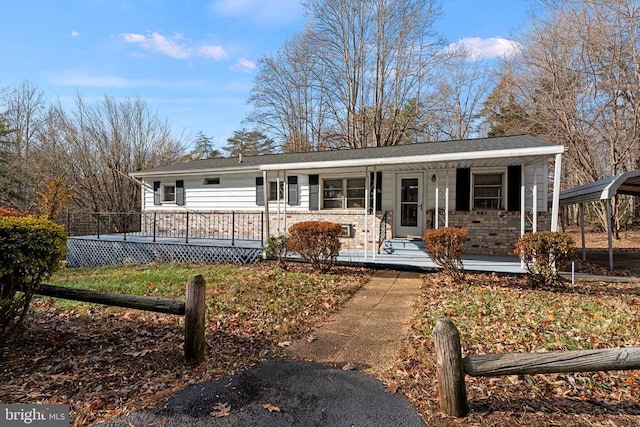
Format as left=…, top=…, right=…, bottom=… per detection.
left=0, top=263, right=369, bottom=427
left=211, top=402, right=231, bottom=417
left=262, top=403, right=281, bottom=412
left=384, top=382, right=400, bottom=394
left=385, top=271, right=640, bottom=427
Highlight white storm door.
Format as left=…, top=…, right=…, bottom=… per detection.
left=395, top=173, right=423, bottom=237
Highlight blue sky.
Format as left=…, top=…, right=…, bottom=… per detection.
left=0, top=0, right=531, bottom=150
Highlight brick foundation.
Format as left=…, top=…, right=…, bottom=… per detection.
left=440, top=211, right=552, bottom=255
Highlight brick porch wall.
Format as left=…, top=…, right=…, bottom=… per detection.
left=269, top=211, right=393, bottom=250
left=440, top=211, right=552, bottom=255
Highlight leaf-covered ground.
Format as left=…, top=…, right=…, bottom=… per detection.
left=388, top=272, right=640, bottom=426
left=0, top=263, right=369, bottom=426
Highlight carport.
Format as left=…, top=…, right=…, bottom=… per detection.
left=557, top=169, right=640, bottom=270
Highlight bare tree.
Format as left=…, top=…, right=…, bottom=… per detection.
left=0, top=81, right=46, bottom=209
left=35, top=95, right=185, bottom=213
left=248, top=0, right=443, bottom=150
left=488, top=0, right=640, bottom=229
left=426, top=46, right=495, bottom=140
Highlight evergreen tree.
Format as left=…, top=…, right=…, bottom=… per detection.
left=190, top=131, right=221, bottom=159
left=223, top=129, right=276, bottom=157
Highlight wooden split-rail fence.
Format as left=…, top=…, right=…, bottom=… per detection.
left=36, top=274, right=206, bottom=365
left=433, top=318, right=640, bottom=417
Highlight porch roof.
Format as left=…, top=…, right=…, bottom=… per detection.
left=132, top=134, right=564, bottom=178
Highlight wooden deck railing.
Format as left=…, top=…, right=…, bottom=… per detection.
left=60, top=211, right=264, bottom=244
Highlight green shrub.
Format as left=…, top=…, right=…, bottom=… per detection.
left=0, top=213, right=67, bottom=344
left=265, top=235, right=289, bottom=270
left=514, top=231, right=575, bottom=286
left=287, top=221, right=342, bottom=273
left=422, top=227, right=468, bottom=281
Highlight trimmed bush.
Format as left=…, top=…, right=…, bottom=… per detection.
left=0, top=213, right=67, bottom=344
left=423, top=227, right=468, bottom=281
left=514, top=231, right=575, bottom=286
left=265, top=235, right=289, bottom=270
left=287, top=221, right=342, bottom=272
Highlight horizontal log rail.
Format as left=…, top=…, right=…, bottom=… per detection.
left=464, top=347, right=640, bottom=377
left=433, top=318, right=640, bottom=418
left=35, top=274, right=206, bottom=365
left=37, top=284, right=185, bottom=315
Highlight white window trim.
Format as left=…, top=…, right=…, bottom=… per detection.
left=268, top=181, right=285, bottom=202
left=162, top=184, right=176, bottom=203
left=321, top=175, right=367, bottom=210
left=471, top=168, right=506, bottom=211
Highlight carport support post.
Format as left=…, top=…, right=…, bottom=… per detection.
left=579, top=203, right=586, bottom=261
left=606, top=199, right=614, bottom=271
left=433, top=318, right=469, bottom=418
left=185, top=274, right=206, bottom=365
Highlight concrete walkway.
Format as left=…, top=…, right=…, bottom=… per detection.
left=285, top=270, right=423, bottom=375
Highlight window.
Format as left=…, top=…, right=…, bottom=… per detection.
left=162, top=185, right=176, bottom=203
left=473, top=173, right=503, bottom=210
left=322, top=177, right=366, bottom=209
left=268, top=181, right=285, bottom=201
left=203, top=177, right=221, bottom=186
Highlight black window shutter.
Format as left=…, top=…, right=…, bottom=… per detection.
left=256, top=177, right=264, bottom=206
left=309, top=174, right=319, bottom=210
left=176, top=180, right=185, bottom=206
left=153, top=181, right=161, bottom=205
left=369, top=171, right=382, bottom=211
left=287, top=176, right=298, bottom=206
left=507, top=165, right=522, bottom=212
left=456, top=168, right=471, bottom=211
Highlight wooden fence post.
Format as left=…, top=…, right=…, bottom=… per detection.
left=185, top=274, right=206, bottom=365
left=433, top=318, right=469, bottom=417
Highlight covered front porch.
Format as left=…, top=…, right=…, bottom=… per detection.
left=65, top=233, right=526, bottom=273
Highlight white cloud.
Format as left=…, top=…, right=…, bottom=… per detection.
left=233, top=57, right=256, bottom=72
left=210, top=0, right=303, bottom=26
left=121, top=32, right=228, bottom=61
left=448, top=37, right=521, bottom=61
left=71, top=30, right=80, bottom=37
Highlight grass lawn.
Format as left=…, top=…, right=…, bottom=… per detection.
left=390, top=272, right=640, bottom=426
left=2, top=262, right=639, bottom=426
left=0, top=262, right=369, bottom=427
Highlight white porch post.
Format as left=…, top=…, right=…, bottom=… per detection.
left=434, top=175, right=439, bottom=229
left=445, top=170, right=449, bottom=228
left=283, top=170, right=287, bottom=235
left=263, top=170, right=270, bottom=243
left=606, top=198, right=614, bottom=271
left=532, top=169, right=538, bottom=233
left=550, top=153, right=562, bottom=232
left=372, top=167, right=378, bottom=261
left=364, top=166, right=369, bottom=260
left=520, top=163, right=526, bottom=269
left=276, top=173, right=281, bottom=235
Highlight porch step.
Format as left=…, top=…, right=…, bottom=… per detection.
left=382, top=238, right=425, bottom=255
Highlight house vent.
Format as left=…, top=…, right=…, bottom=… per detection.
left=340, top=224, right=353, bottom=238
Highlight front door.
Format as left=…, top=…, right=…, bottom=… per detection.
left=395, top=173, right=423, bottom=237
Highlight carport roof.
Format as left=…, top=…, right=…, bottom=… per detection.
left=558, top=169, right=640, bottom=206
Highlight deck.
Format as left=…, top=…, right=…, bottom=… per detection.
left=67, top=234, right=525, bottom=274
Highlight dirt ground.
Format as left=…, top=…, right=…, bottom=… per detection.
left=564, top=227, right=640, bottom=275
